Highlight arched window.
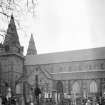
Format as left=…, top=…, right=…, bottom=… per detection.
left=16, top=83, right=21, bottom=94
left=56, top=80, right=63, bottom=93
left=90, top=81, right=98, bottom=93
left=5, top=45, right=9, bottom=52
left=72, top=82, right=80, bottom=93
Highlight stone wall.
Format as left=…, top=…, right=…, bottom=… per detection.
left=39, top=59, right=105, bottom=74
left=0, top=55, right=24, bottom=95
left=25, top=65, right=53, bottom=95
left=25, top=59, right=105, bottom=98
left=52, top=78, right=102, bottom=98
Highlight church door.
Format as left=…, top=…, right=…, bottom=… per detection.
left=56, top=80, right=64, bottom=103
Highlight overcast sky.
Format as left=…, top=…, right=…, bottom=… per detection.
left=1, top=0, right=105, bottom=55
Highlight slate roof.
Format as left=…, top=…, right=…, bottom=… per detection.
left=25, top=47, right=105, bottom=65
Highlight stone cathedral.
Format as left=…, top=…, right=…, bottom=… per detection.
left=0, top=15, right=105, bottom=102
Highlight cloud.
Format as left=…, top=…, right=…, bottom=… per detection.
left=20, top=0, right=105, bottom=54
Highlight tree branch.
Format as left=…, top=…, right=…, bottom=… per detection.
left=0, top=11, right=10, bottom=17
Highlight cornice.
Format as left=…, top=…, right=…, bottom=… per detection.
left=0, top=52, right=24, bottom=59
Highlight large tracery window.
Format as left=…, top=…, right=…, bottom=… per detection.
left=89, top=81, right=98, bottom=93
left=72, top=81, right=80, bottom=94
left=16, top=83, right=22, bottom=94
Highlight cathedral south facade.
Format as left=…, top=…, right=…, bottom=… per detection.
left=25, top=46, right=105, bottom=101
left=0, top=15, right=105, bottom=103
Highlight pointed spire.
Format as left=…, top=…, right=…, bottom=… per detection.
left=27, top=34, right=37, bottom=55
left=3, top=14, right=20, bottom=47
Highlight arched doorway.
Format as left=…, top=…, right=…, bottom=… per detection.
left=56, top=80, right=64, bottom=104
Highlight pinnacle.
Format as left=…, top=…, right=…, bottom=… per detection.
left=27, top=34, right=37, bottom=55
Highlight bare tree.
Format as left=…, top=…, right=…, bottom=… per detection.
left=0, top=0, right=38, bottom=16
left=0, top=0, right=38, bottom=42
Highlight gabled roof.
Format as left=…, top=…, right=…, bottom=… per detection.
left=38, top=65, right=53, bottom=79
left=25, top=47, right=105, bottom=65
left=21, top=65, right=53, bottom=81
left=27, top=34, right=37, bottom=55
